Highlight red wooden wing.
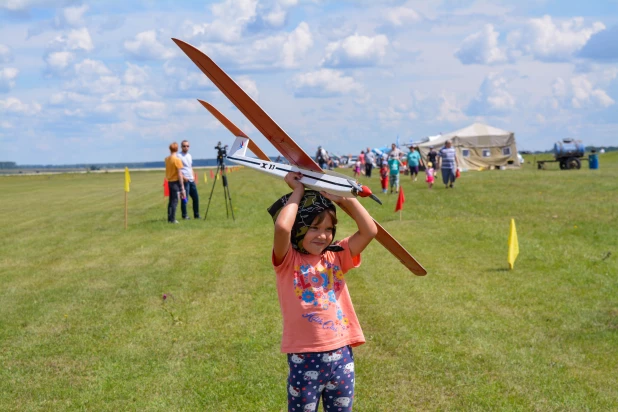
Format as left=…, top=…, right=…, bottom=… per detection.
left=197, top=100, right=270, bottom=162
left=337, top=203, right=427, bottom=276
left=174, top=38, right=426, bottom=276
left=173, top=38, right=321, bottom=172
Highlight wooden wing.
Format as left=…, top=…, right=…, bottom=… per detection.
left=197, top=99, right=270, bottom=162
left=172, top=38, right=322, bottom=173
left=196, top=99, right=427, bottom=276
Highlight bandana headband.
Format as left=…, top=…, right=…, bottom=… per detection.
left=267, top=190, right=344, bottom=254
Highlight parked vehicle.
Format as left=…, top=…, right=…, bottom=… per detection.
left=537, top=138, right=587, bottom=170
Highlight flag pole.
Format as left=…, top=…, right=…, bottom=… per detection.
left=124, top=191, right=128, bottom=230
left=124, top=166, right=131, bottom=230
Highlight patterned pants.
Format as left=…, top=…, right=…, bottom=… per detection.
left=287, top=345, right=355, bottom=412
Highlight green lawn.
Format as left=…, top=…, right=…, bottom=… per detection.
left=1, top=153, right=617, bottom=411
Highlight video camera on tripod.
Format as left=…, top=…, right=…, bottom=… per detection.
left=215, top=141, right=228, bottom=166
left=204, top=141, right=234, bottom=221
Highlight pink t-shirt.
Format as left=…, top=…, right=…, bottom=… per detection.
left=272, top=237, right=365, bottom=353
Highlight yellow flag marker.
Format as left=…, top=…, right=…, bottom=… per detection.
left=508, top=219, right=519, bottom=269
left=204, top=171, right=208, bottom=184
left=124, top=167, right=131, bottom=192
left=124, top=167, right=131, bottom=229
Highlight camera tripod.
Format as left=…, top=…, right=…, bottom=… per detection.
left=204, top=160, right=235, bottom=221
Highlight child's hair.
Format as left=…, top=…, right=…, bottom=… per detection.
left=427, top=162, right=433, bottom=168
left=312, top=209, right=338, bottom=227
left=169, top=142, right=178, bottom=152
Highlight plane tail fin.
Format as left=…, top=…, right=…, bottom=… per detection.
left=229, top=136, right=250, bottom=157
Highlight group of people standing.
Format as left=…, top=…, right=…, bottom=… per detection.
left=164, top=140, right=200, bottom=223
left=352, top=141, right=460, bottom=193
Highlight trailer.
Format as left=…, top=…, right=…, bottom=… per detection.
left=536, top=138, right=588, bottom=170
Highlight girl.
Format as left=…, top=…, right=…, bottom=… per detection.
left=380, top=162, right=389, bottom=194
left=353, top=158, right=361, bottom=178
left=425, top=161, right=435, bottom=189
left=269, top=172, right=378, bottom=412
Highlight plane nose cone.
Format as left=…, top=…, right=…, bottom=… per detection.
left=358, top=185, right=373, bottom=197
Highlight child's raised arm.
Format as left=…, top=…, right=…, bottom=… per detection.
left=273, top=172, right=305, bottom=265
left=322, top=192, right=378, bottom=257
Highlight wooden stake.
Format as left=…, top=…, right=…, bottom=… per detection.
left=124, top=191, right=128, bottom=230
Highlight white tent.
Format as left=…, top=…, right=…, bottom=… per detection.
left=417, top=123, right=520, bottom=170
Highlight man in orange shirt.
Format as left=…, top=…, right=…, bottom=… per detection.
left=165, top=142, right=185, bottom=223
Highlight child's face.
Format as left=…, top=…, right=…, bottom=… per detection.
left=302, top=213, right=335, bottom=255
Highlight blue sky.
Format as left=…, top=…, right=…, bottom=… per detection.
left=1, top=0, right=617, bottom=165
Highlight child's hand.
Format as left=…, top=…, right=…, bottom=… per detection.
left=320, top=191, right=344, bottom=204
left=284, top=171, right=304, bottom=191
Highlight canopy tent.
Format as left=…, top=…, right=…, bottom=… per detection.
left=417, top=123, right=520, bottom=170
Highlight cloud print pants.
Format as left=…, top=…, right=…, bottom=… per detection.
left=287, top=345, right=355, bottom=412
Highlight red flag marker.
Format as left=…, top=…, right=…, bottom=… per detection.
left=194, top=171, right=198, bottom=182
left=163, top=178, right=169, bottom=197
left=210, top=170, right=214, bottom=179
left=395, top=186, right=405, bottom=216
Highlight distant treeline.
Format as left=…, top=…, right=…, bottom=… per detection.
left=1, top=146, right=616, bottom=170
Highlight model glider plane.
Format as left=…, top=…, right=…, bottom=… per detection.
left=172, top=38, right=427, bottom=276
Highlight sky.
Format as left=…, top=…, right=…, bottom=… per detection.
left=1, top=0, right=617, bottom=165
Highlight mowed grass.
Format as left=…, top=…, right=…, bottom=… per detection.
left=1, top=153, right=617, bottom=411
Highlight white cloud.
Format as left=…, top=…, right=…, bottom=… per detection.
left=0, top=0, right=70, bottom=11
left=183, top=0, right=259, bottom=43
left=123, top=63, right=150, bottom=85
left=455, top=24, right=509, bottom=65
left=45, top=51, right=74, bottom=73
left=294, top=69, right=363, bottom=98
left=262, top=4, right=286, bottom=28
left=54, top=4, right=88, bottom=28
left=384, top=6, right=421, bottom=27
left=0, top=44, right=12, bottom=63
left=0, top=68, right=19, bottom=92
left=507, top=16, right=605, bottom=62
left=467, top=72, right=516, bottom=115
left=194, top=22, right=312, bottom=70
left=74, top=59, right=111, bottom=76
left=102, top=86, right=144, bottom=102
left=49, top=91, right=92, bottom=105
left=62, top=28, right=94, bottom=51
left=551, top=75, right=615, bottom=109
left=0, top=97, right=41, bottom=116
left=95, top=103, right=115, bottom=113
left=578, top=25, right=618, bottom=61
left=172, top=100, right=202, bottom=114
left=133, top=101, right=166, bottom=120
left=322, top=34, right=389, bottom=68
left=124, top=31, right=175, bottom=60
left=437, top=92, right=467, bottom=123
left=236, top=76, right=259, bottom=100
left=378, top=103, right=417, bottom=126
left=279, top=22, right=313, bottom=68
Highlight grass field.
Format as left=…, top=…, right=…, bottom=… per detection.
left=1, top=153, right=617, bottom=411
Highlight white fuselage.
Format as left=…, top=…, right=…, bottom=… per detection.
left=227, top=136, right=357, bottom=198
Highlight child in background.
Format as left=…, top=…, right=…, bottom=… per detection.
left=425, top=161, right=435, bottom=189
left=269, top=172, right=378, bottom=412
left=380, top=162, right=389, bottom=193
left=353, top=159, right=361, bottom=178
left=388, top=155, right=403, bottom=194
